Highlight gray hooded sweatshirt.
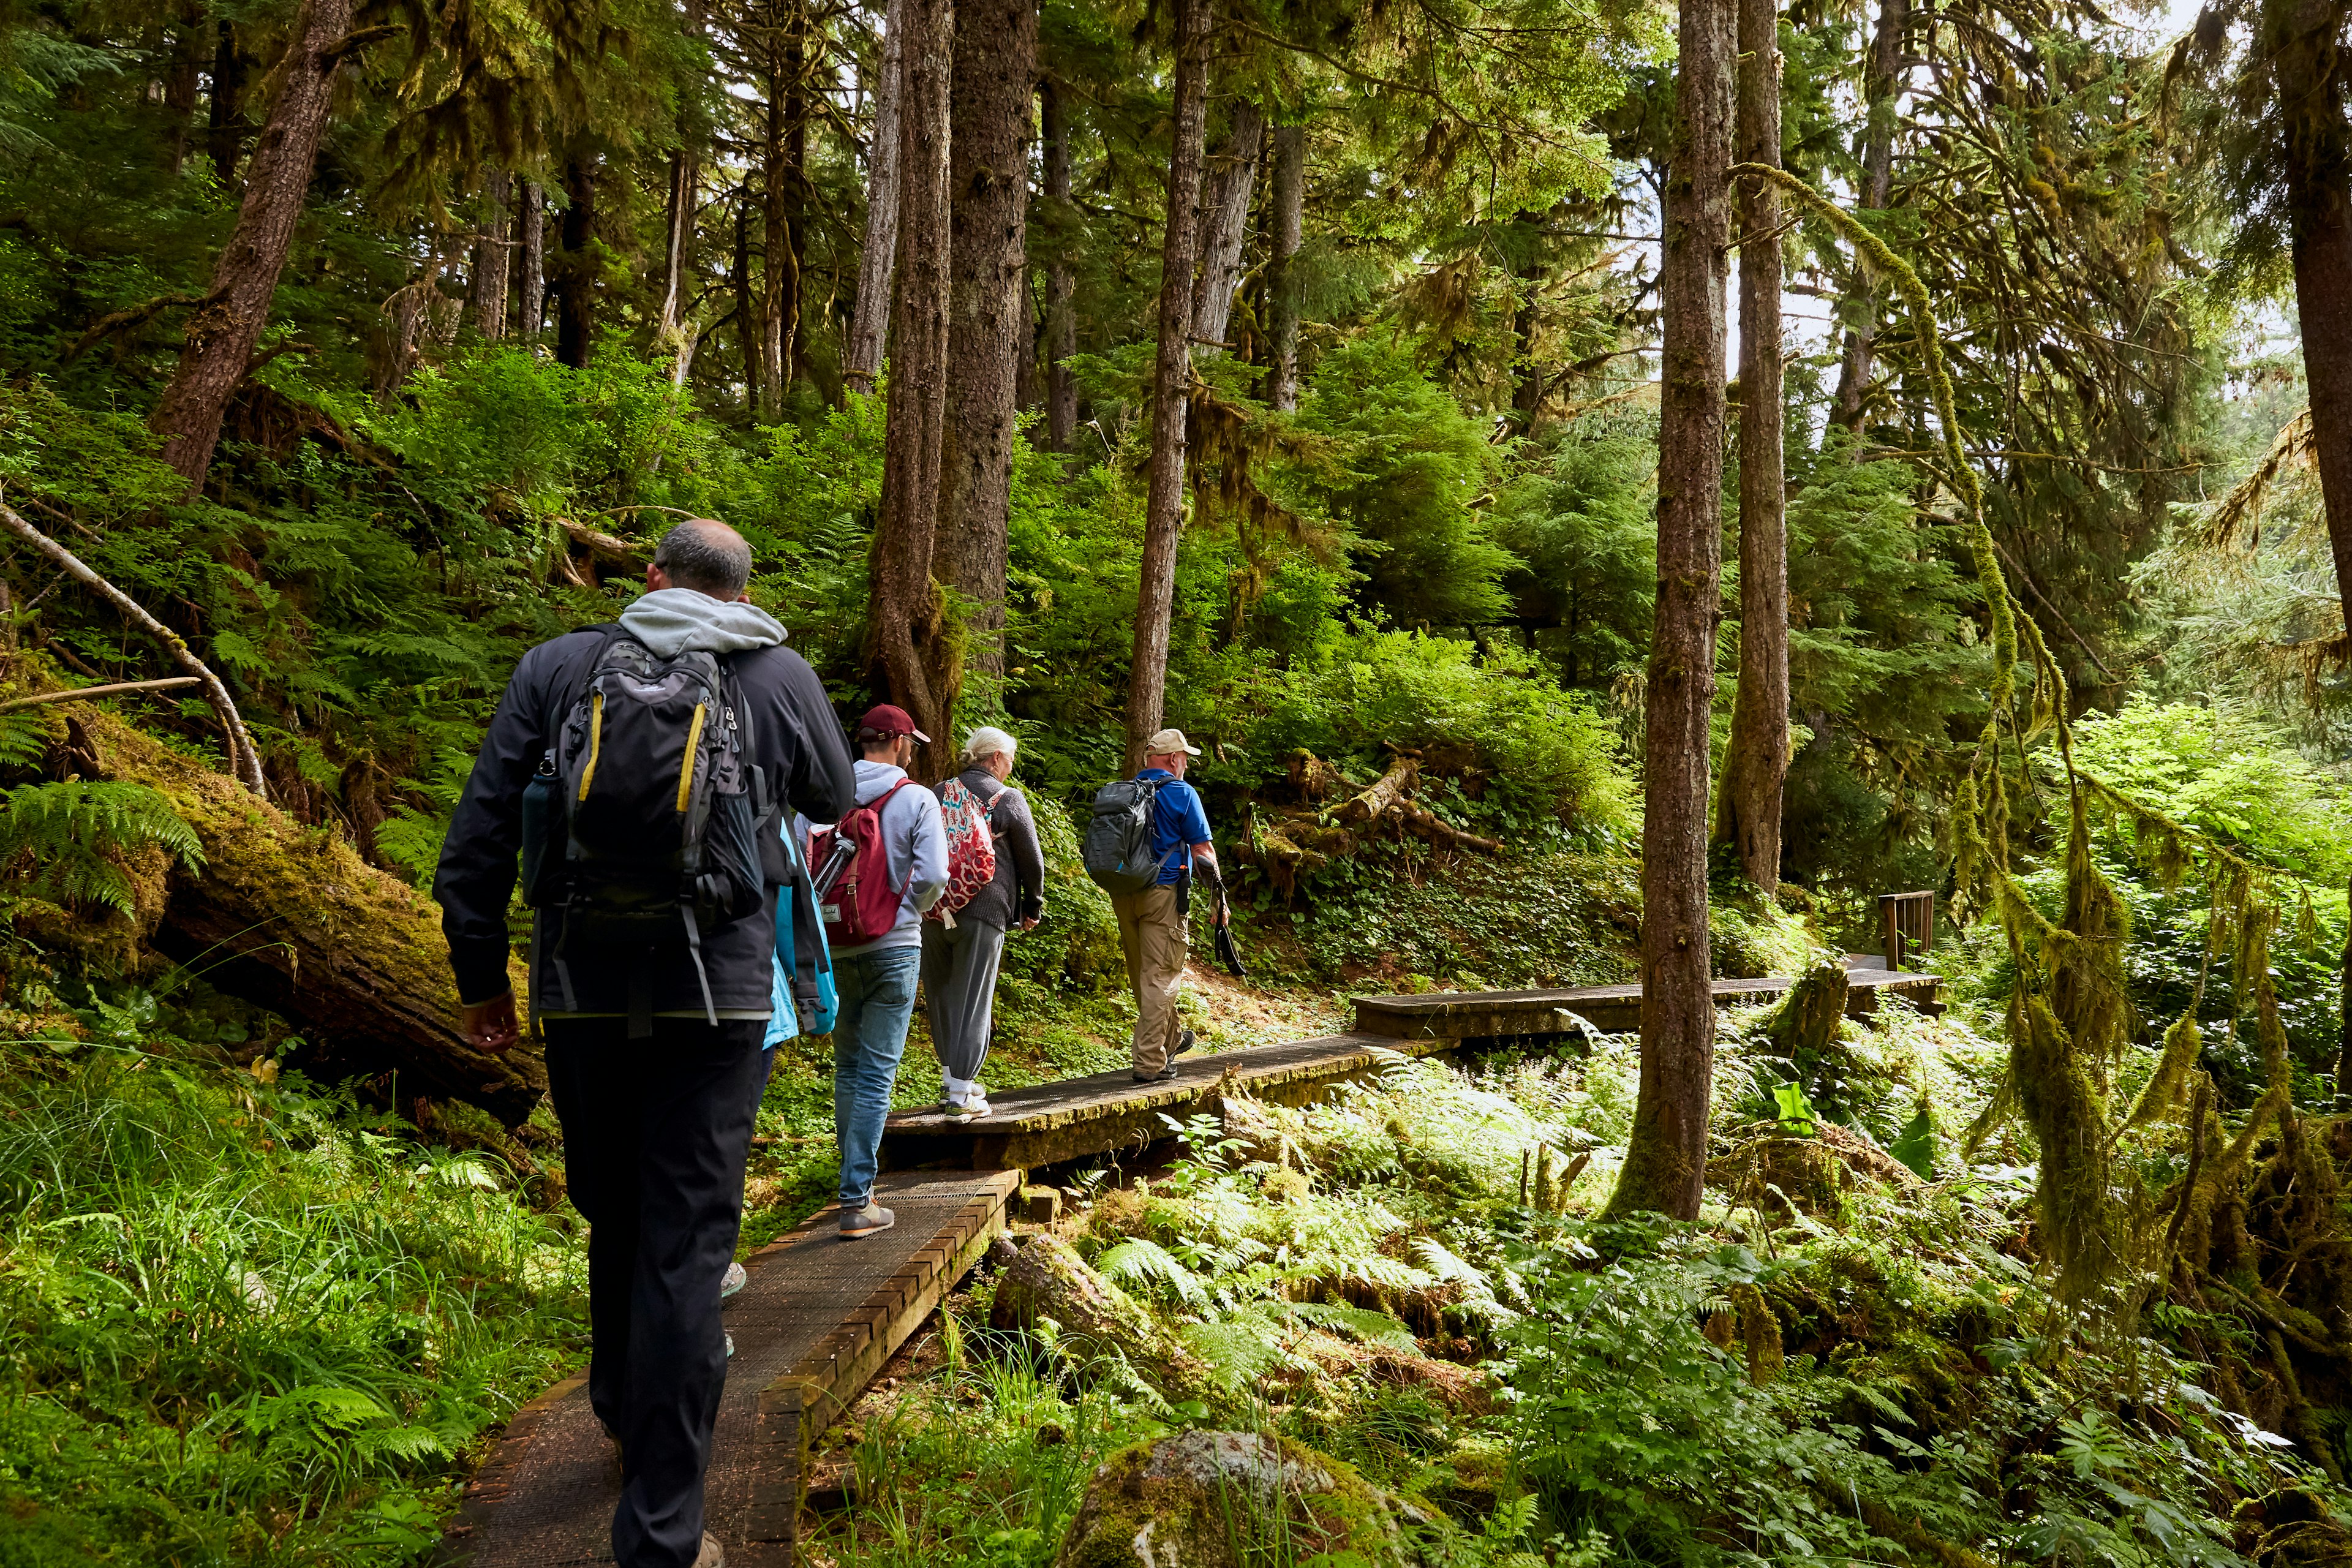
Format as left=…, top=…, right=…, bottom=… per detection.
left=619, top=587, right=790, bottom=657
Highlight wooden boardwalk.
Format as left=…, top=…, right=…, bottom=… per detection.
left=884, top=967, right=1940, bottom=1172
left=442, top=963, right=1938, bottom=1564
left=439, top=1170, right=1017, bottom=1566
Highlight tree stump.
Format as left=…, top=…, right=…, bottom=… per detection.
left=987, top=1234, right=1220, bottom=1408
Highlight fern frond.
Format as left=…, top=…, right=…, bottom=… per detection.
left=1096, top=1238, right=1210, bottom=1310
left=0, top=781, right=202, bottom=916
left=1277, top=1300, right=1419, bottom=1353
left=1179, top=1315, right=1293, bottom=1391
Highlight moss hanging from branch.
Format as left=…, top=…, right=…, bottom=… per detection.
left=1730, top=164, right=2312, bottom=1311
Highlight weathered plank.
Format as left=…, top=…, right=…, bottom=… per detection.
left=881, top=1033, right=1409, bottom=1171
left=437, top=1169, right=1017, bottom=1567
left=1350, top=968, right=1942, bottom=1041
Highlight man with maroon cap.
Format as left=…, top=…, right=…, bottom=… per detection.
left=811, top=704, right=946, bottom=1237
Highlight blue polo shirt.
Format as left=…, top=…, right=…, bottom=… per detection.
left=1136, top=768, right=1212, bottom=886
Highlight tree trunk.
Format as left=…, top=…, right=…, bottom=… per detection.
left=2279, top=1, right=2352, bottom=644
left=735, top=185, right=760, bottom=402
left=1189, top=102, right=1264, bottom=357
left=866, top=0, right=957, bottom=777
left=1829, top=0, right=1906, bottom=429
left=1606, top=0, right=1732, bottom=1223
left=517, top=180, right=545, bottom=342
left=1715, top=0, right=1785, bottom=896
left=988, top=1235, right=1221, bottom=1408
left=1509, top=210, right=1545, bottom=431
left=757, top=0, right=807, bottom=419
left=940, top=0, right=1036, bottom=684
left=75, top=708, right=545, bottom=1125
left=205, top=19, right=248, bottom=188
left=164, top=18, right=204, bottom=176
left=1265, top=122, right=1303, bottom=412
left=1041, top=74, right=1078, bottom=450
left=1122, top=0, right=1212, bottom=769
left=553, top=153, right=597, bottom=369
left=470, top=169, right=511, bottom=341
left=151, top=0, right=352, bottom=487
left=656, top=147, right=695, bottom=347
left=843, top=0, right=910, bottom=398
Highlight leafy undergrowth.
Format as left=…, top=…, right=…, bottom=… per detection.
left=0, top=1042, right=584, bottom=1567
left=807, top=999, right=2352, bottom=1568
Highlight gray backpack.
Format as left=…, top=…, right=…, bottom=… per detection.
left=1082, top=777, right=1178, bottom=895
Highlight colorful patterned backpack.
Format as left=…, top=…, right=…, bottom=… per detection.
left=930, top=777, right=1001, bottom=919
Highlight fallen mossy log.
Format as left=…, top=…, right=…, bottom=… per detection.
left=988, top=1234, right=1223, bottom=1409
left=77, top=707, right=545, bottom=1123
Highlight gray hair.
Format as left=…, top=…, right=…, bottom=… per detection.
left=653, top=518, right=753, bottom=598
left=963, top=725, right=1018, bottom=764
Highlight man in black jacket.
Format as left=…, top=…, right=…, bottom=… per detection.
left=435, top=518, right=854, bottom=1568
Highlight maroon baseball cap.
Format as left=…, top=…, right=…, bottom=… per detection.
left=856, top=703, right=932, bottom=744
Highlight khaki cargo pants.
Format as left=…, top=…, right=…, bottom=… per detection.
left=1110, top=884, right=1187, bottom=1074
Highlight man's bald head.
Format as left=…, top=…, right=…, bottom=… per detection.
left=651, top=518, right=753, bottom=600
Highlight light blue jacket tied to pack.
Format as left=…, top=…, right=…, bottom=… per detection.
left=766, top=820, right=834, bottom=1045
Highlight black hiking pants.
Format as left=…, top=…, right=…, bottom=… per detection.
left=545, top=1016, right=766, bottom=1568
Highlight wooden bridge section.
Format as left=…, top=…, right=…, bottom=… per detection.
left=440, top=963, right=1938, bottom=1565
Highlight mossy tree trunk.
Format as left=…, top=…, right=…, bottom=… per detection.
left=1715, top=0, right=1787, bottom=897
left=1607, top=0, right=1732, bottom=1223
left=865, top=0, right=959, bottom=777
left=1122, top=0, right=1210, bottom=769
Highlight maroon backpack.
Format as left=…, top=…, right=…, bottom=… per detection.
left=810, top=780, right=914, bottom=946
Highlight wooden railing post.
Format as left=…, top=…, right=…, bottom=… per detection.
left=1877, top=891, right=1934, bottom=972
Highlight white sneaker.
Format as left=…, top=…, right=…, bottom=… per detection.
left=947, top=1088, right=992, bottom=1119
left=720, top=1260, right=748, bottom=1300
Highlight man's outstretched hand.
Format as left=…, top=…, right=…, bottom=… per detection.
left=459, top=990, right=521, bottom=1054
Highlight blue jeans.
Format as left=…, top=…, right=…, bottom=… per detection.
left=832, top=946, right=921, bottom=1207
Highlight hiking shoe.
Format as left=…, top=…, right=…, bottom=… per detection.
left=721, top=1260, right=748, bottom=1300
left=693, top=1532, right=726, bottom=1568
left=840, top=1200, right=896, bottom=1239
left=946, top=1088, right=992, bottom=1119
left=1174, top=1028, right=1197, bottom=1057
left=1131, top=1060, right=1181, bottom=1084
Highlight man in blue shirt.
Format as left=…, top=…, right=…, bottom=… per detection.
left=1114, top=728, right=1220, bottom=1082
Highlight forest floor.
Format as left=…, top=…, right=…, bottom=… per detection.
left=5, top=843, right=2346, bottom=1567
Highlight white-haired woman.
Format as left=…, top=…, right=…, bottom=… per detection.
left=921, top=726, right=1046, bottom=1117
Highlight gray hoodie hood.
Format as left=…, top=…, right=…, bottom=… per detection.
left=620, top=587, right=788, bottom=658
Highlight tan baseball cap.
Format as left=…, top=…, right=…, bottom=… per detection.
left=1145, top=728, right=1202, bottom=756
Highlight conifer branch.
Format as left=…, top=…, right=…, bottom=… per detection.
left=0, top=498, right=266, bottom=795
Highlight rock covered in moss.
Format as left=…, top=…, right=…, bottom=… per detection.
left=1055, top=1430, right=1420, bottom=1568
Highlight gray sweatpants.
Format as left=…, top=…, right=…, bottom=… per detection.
left=921, top=917, right=1008, bottom=1095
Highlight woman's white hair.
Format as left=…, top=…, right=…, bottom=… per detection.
left=962, top=725, right=1019, bottom=764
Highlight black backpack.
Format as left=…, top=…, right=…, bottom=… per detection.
left=519, top=627, right=772, bottom=1026
left=1082, top=777, right=1180, bottom=896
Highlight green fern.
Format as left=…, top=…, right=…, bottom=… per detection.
left=1276, top=1300, right=1419, bottom=1353
left=0, top=711, right=48, bottom=767
left=1095, top=1238, right=1210, bottom=1310
left=0, top=782, right=203, bottom=916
